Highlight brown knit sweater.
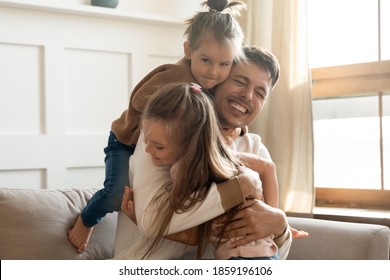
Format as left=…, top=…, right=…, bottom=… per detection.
left=111, top=62, right=196, bottom=146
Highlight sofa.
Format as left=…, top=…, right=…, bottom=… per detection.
left=1, top=187, right=389, bottom=260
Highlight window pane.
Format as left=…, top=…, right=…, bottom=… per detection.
left=313, top=96, right=381, bottom=189
left=381, top=0, right=390, bottom=60
left=383, top=94, right=390, bottom=190
left=307, top=0, right=379, bottom=68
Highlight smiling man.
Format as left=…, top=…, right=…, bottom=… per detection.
left=213, top=46, right=278, bottom=131
left=208, top=46, right=286, bottom=250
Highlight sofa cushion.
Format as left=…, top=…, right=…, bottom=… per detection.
left=288, top=216, right=390, bottom=260
left=0, top=187, right=117, bottom=260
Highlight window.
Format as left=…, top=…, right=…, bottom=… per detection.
left=308, top=0, right=390, bottom=210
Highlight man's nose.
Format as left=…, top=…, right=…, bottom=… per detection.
left=241, top=87, right=254, bottom=100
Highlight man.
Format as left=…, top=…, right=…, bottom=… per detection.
left=115, top=46, right=291, bottom=259
left=209, top=46, right=289, bottom=251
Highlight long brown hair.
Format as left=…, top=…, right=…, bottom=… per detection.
left=140, top=82, right=239, bottom=259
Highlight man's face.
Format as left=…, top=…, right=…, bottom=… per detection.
left=213, top=61, right=272, bottom=129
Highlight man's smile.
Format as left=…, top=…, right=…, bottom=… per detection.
left=230, top=100, right=248, bottom=114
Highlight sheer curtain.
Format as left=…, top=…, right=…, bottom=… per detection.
left=239, top=0, right=314, bottom=213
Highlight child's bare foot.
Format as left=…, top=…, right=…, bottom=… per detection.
left=68, top=215, right=93, bottom=253
left=290, top=226, right=309, bottom=239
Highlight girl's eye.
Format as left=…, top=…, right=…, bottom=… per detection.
left=201, top=58, right=211, bottom=63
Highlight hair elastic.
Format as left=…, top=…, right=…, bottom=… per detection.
left=190, top=83, right=202, bottom=94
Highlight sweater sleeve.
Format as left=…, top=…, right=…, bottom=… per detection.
left=130, top=64, right=195, bottom=112
left=132, top=133, right=245, bottom=236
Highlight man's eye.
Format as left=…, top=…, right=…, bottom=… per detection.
left=256, top=92, right=266, bottom=100
left=235, top=80, right=245, bottom=86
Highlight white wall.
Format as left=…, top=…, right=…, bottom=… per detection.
left=51, top=0, right=204, bottom=19
left=118, top=0, right=204, bottom=18
left=0, top=0, right=202, bottom=189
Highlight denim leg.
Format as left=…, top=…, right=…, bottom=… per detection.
left=81, top=131, right=135, bottom=227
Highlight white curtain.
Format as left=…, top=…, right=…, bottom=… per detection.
left=239, top=0, right=314, bottom=213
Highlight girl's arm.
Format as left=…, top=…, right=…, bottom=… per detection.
left=131, top=64, right=193, bottom=112
left=237, top=152, right=279, bottom=208
left=164, top=227, right=198, bottom=245
left=122, top=184, right=199, bottom=245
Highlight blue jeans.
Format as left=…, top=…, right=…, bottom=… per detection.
left=81, top=131, right=135, bottom=227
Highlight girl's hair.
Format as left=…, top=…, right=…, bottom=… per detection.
left=141, top=82, right=239, bottom=259
left=184, top=0, right=246, bottom=62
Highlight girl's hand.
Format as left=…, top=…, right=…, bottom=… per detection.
left=121, top=186, right=137, bottom=224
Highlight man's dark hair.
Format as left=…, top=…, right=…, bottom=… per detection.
left=243, top=46, right=280, bottom=88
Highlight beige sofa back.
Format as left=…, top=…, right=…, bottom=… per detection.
left=1, top=187, right=389, bottom=260
left=288, top=217, right=390, bottom=260
left=0, top=188, right=117, bottom=260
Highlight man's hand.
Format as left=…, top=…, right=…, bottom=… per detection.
left=212, top=199, right=288, bottom=247
left=236, top=166, right=263, bottom=200
left=121, top=186, right=137, bottom=224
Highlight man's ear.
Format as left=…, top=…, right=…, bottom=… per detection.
left=183, top=41, right=192, bottom=60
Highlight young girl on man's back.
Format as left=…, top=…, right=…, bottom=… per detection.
left=120, top=82, right=279, bottom=260
left=68, top=0, right=247, bottom=253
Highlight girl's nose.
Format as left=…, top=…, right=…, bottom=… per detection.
left=207, top=64, right=218, bottom=76
left=144, top=142, right=152, bottom=154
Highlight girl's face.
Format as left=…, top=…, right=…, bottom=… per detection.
left=184, top=33, right=234, bottom=89
left=142, top=119, right=180, bottom=166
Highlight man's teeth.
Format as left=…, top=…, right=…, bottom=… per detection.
left=231, top=102, right=246, bottom=113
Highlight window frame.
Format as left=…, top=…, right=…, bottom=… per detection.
left=311, top=60, right=390, bottom=210
left=312, top=60, right=390, bottom=99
